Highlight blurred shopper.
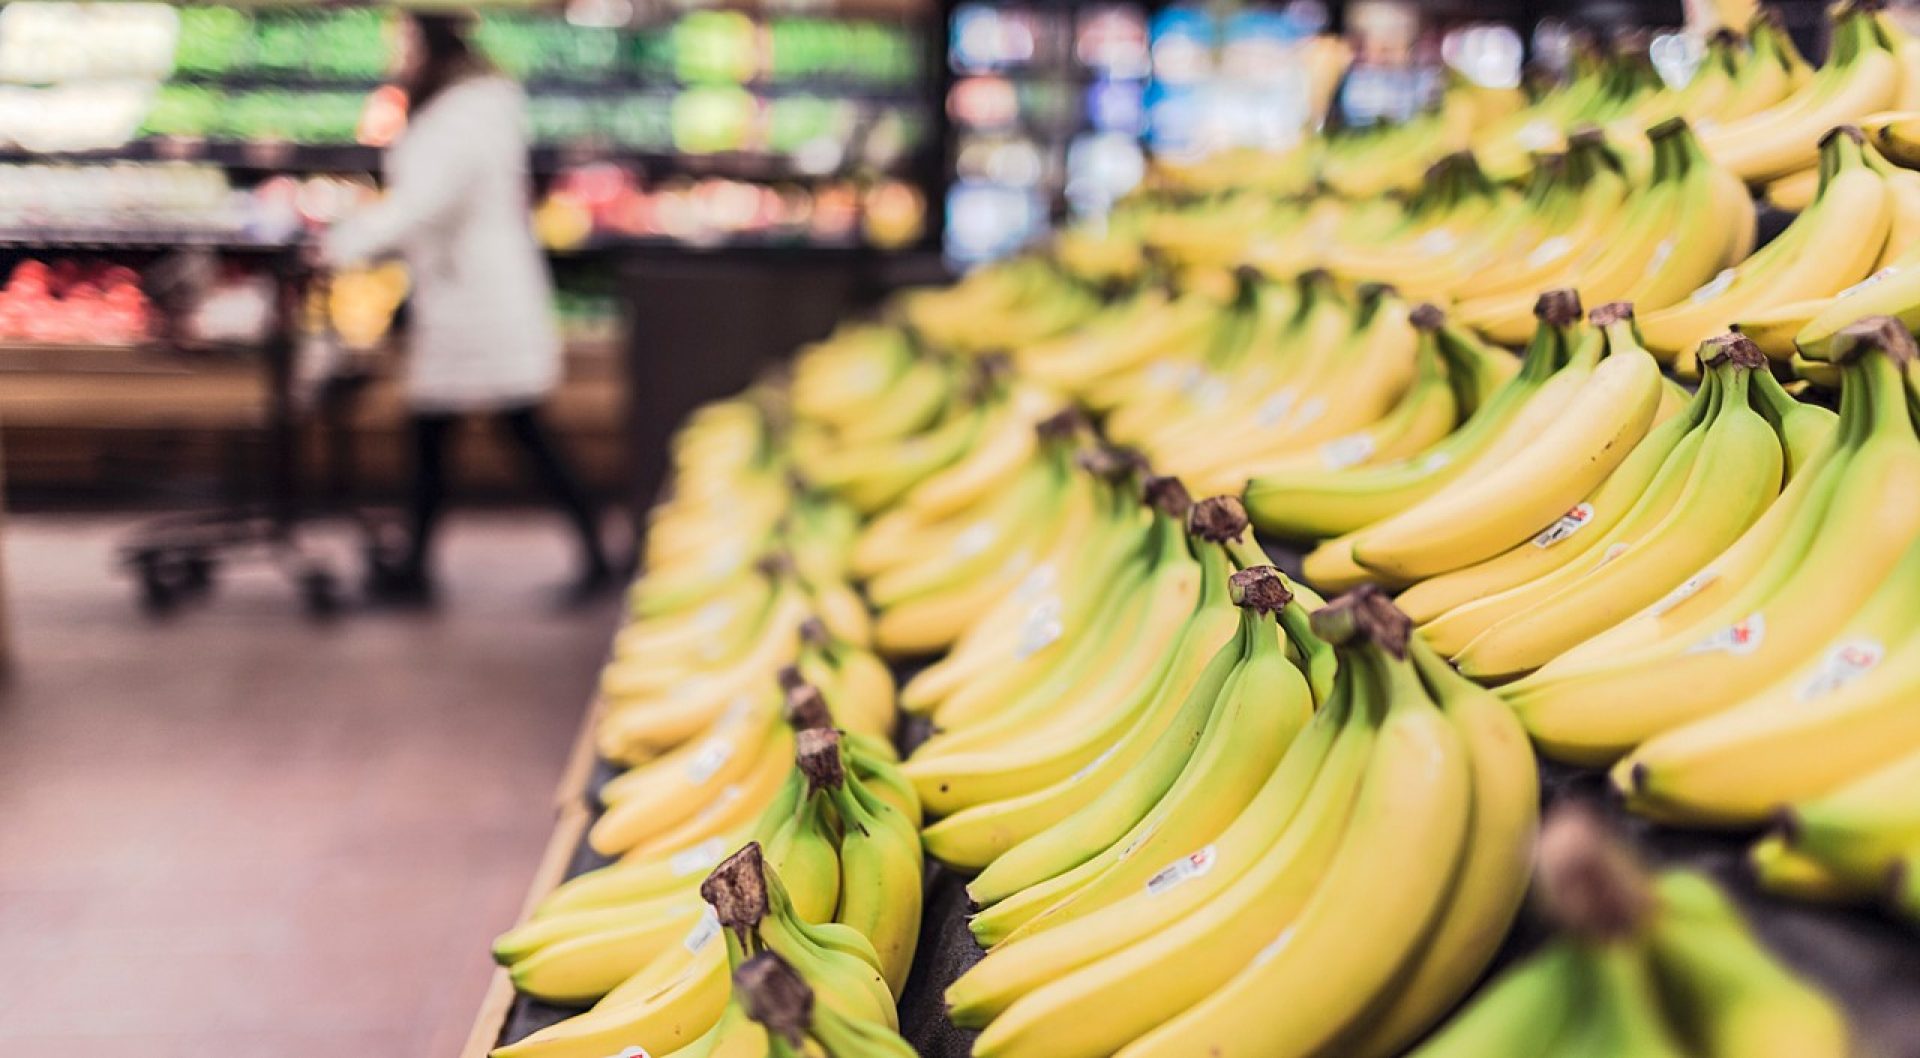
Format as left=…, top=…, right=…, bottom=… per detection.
left=324, top=11, right=613, bottom=605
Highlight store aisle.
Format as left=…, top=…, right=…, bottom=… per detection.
left=0, top=514, right=615, bottom=1057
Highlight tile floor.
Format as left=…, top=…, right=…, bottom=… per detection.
left=0, top=513, right=616, bottom=1056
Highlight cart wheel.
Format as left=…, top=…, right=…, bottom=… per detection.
left=301, top=567, right=341, bottom=619
left=136, top=558, right=182, bottom=616
left=181, top=554, right=216, bottom=596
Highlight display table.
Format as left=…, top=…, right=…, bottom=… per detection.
left=468, top=544, right=1920, bottom=1058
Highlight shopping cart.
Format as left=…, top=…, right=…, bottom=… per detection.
left=118, top=251, right=384, bottom=617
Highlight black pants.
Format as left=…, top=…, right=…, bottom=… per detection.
left=405, top=404, right=607, bottom=578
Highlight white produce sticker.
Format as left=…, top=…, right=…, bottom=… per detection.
left=1415, top=230, right=1458, bottom=256
left=1650, top=570, right=1719, bottom=616
left=1645, top=239, right=1675, bottom=275
left=1194, top=376, right=1231, bottom=411
left=693, top=600, right=737, bottom=635
left=609, top=1048, right=653, bottom=1058
left=1014, top=563, right=1058, bottom=603
left=1516, top=119, right=1559, bottom=150
left=1687, top=613, right=1765, bottom=656
left=1594, top=542, right=1631, bottom=570
left=1016, top=599, right=1065, bottom=660
left=1837, top=267, right=1901, bottom=300
left=1797, top=639, right=1885, bottom=700
left=1688, top=268, right=1738, bottom=304
left=1145, top=846, right=1218, bottom=896
left=670, top=837, right=728, bottom=876
left=1319, top=432, right=1377, bottom=470
left=1255, top=389, right=1298, bottom=428
left=682, top=907, right=721, bottom=954
left=1420, top=451, right=1454, bottom=472
left=1146, top=360, right=1183, bottom=388
left=951, top=522, right=998, bottom=559
left=684, top=738, right=734, bottom=784
left=1292, top=397, right=1327, bottom=430
left=1526, top=236, right=1574, bottom=269
left=1532, top=504, right=1596, bottom=548
left=720, top=693, right=755, bottom=729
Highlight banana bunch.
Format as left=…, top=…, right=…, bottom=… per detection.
left=1110, top=279, right=1448, bottom=498
left=958, top=556, right=1328, bottom=947
left=1241, top=299, right=1541, bottom=542
left=498, top=693, right=917, bottom=1007
left=1468, top=35, right=1669, bottom=182
left=899, top=255, right=1103, bottom=358
left=1644, top=125, right=1899, bottom=371
left=1314, top=72, right=1527, bottom=199
left=948, top=587, right=1536, bottom=1058
left=723, top=951, right=916, bottom=1058
left=632, top=397, right=795, bottom=618
left=1301, top=293, right=1666, bottom=590
left=597, top=547, right=892, bottom=766
left=1510, top=317, right=1920, bottom=773
left=1402, top=331, right=1803, bottom=682
left=1452, top=118, right=1753, bottom=345
left=1699, top=2, right=1908, bottom=185
left=850, top=399, right=1084, bottom=656
left=1743, top=746, right=1920, bottom=921
left=788, top=324, right=917, bottom=430
left=789, top=354, right=999, bottom=517
left=1319, top=152, right=1527, bottom=303
left=914, top=497, right=1327, bottom=875
left=1769, top=132, right=1920, bottom=363
left=1413, top=806, right=1848, bottom=1058
left=495, top=732, right=916, bottom=1058
left=900, top=477, right=1224, bottom=822
left=885, top=448, right=1166, bottom=732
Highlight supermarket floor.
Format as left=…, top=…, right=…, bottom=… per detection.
left=0, top=512, right=618, bottom=1057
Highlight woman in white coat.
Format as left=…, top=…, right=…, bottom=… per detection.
left=325, top=12, right=612, bottom=604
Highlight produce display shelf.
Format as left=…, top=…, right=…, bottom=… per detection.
left=0, top=231, right=295, bottom=252
left=469, top=543, right=1920, bottom=1058
left=0, top=140, right=928, bottom=183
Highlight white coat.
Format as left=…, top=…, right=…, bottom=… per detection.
left=324, top=76, right=562, bottom=412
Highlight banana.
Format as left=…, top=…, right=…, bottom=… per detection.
left=1335, top=639, right=1539, bottom=1058
left=794, top=729, right=922, bottom=999
left=1751, top=832, right=1875, bottom=903
left=1616, top=532, right=1920, bottom=823
left=1405, top=942, right=1588, bottom=1058
left=732, top=952, right=916, bottom=1058
left=492, top=927, right=731, bottom=1058
left=1345, top=303, right=1662, bottom=582
left=1783, top=745, right=1920, bottom=884
left=1642, top=127, right=1892, bottom=371
left=1700, top=3, right=1903, bottom=184
left=1649, top=870, right=1850, bottom=1058
left=1231, top=320, right=1460, bottom=485
left=1552, top=941, right=1692, bottom=1058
